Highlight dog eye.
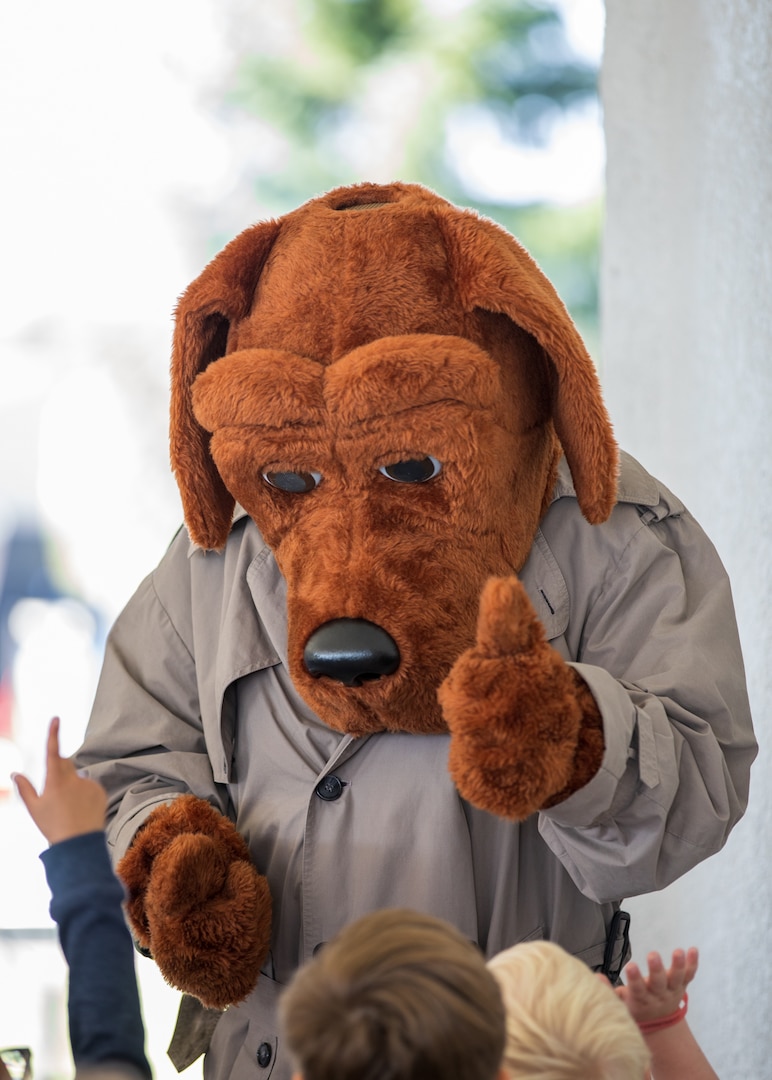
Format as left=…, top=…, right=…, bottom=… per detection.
left=378, top=457, right=442, bottom=483
left=262, top=470, right=322, bottom=493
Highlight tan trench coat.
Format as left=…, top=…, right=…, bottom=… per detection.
left=76, top=451, right=756, bottom=1079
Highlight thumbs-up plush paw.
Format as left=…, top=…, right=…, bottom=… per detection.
left=439, top=576, right=604, bottom=820
left=118, top=795, right=272, bottom=1008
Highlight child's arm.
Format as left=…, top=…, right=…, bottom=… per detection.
left=616, top=948, right=718, bottom=1080
left=13, top=717, right=152, bottom=1079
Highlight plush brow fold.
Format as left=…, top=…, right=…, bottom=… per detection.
left=191, top=336, right=502, bottom=434
left=324, top=335, right=502, bottom=424
left=192, top=349, right=327, bottom=431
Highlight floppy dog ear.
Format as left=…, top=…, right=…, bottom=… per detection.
left=170, top=220, right=282, bottom=550
left=437, top=209, right=618, bottom=524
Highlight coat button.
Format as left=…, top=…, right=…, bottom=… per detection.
left=256, top=1042, right=272, bottom=1068
left=315, top=774, right=345, bottom=801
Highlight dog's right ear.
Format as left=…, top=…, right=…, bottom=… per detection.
left=170, top=220, right=282, bottom=550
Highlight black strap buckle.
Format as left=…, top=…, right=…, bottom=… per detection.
left=600, top=908, right=631, bottom=983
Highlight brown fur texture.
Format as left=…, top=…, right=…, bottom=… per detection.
left=175, top=182, right=616, bottom=752
left=172, top=182, right=617, bottom=551
left=117, top=794, right=272, bottom=1008
left=192, top=333, right=554, bottom=735
left=135, top=182, right=618, bottom=1004
left=439, top=577, right=603, bottom=820
left=174, top=181, right=614, bottom=777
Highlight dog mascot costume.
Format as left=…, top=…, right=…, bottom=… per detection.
left=77, top=182, right=756, bottom=1078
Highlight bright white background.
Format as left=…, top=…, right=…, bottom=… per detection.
left=601, top=2, right=771, bottom=1075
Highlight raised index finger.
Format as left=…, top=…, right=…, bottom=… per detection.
left=43, top=716, right=74, bottom=789
left=46, top=716, right=62, bottom=767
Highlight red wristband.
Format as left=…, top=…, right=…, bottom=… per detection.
left=637, top=991, right=688, bottom=1035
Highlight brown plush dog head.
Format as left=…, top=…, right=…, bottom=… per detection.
left=171, top=182, right=617, bottom=736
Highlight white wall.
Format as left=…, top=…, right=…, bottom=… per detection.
left=601, top=2, right=772, bottom=1076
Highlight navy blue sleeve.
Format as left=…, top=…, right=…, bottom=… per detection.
left=40, top=832, right=152, bottom=1079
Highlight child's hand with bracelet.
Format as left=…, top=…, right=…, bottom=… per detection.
left=616, top=947, right=719, bottom=1080
left=615, top=947, right=697, bottom=1028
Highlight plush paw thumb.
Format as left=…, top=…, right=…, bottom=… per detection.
left=475, top=576, right=545, bottom=658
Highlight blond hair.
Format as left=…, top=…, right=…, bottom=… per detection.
left=487, top=940, right=651, bottom=1080
left=280, top=908, right=506, bottom=1080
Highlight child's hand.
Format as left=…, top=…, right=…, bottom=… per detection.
left=12, top=717, right=107, bottom=845
left=616, top=947, right=699, bottom=1024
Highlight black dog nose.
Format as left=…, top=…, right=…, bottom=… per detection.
left=304, top=619, right=400, bottom=686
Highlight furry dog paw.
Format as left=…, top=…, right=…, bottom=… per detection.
left=117, top=794, right=272, bottom=1008
left=438, top=576, right=604, bottom=820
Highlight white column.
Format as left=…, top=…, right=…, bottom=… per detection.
left=601, top=2, right=772, bottom=1075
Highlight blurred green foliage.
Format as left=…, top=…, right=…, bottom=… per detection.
left=225, top=0, right=602, bottom=352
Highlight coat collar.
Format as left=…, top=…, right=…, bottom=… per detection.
left=552, top=449, right=660, bottom=507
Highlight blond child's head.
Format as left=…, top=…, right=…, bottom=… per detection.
left=488, top=940, right=651, bottom=1080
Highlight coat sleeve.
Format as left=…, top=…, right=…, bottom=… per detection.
left=75, top=528, right=230, bottom=863
left=537, top=498, right=757, bottom=905
left=41, top=832, right=152, bottom=1079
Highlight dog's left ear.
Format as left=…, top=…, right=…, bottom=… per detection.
left=170, top=219, right=282, bottom=550
left=437, top=208, right=618, bottom=524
